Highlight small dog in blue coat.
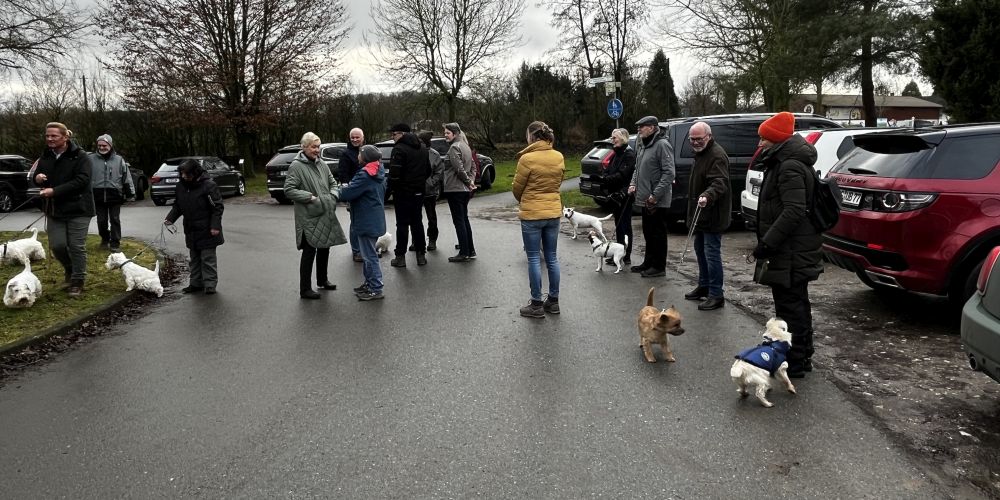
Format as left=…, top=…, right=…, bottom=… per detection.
left=731, top=317, right=797, bottom=407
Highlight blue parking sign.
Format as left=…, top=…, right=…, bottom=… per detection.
left=607, top=98, right=623, bottom=119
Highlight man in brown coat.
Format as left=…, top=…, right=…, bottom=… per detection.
left=683, top=121, right=731, bottom=310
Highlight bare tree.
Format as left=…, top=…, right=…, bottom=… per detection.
left=368, top=0, right=526, bottom=121
left=591, top=0, right=646, bottom=83
left=546, top=0, right=600, bottom=77
left=24, top=66, right=80, bottom=120
left=0, top=0, right=89, bottom=71
left=100, top=0, right=350, bottom=175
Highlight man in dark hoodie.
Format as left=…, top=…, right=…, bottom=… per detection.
left=751, top=112, right=824, bottom=378
left=165, top=159, right=225, bottom=295
left=387, top=123, right=431, bottom=268
left=338, top=127, right=365, bottom=262
left=33, top=122, right=95, bottom=297
left=89, top=134, right=137, bottom=252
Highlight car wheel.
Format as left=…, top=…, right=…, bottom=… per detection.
left=237, top=178, right=246, bottom=196
left=952, top=259, right=984, bottom=308
left=0, top=187, right=13, bottom=213
left=478, top=166, right=494, bottom=191
left=153, top=198, right=167, bottom=206
left=136, top=179, right=147, bottom=200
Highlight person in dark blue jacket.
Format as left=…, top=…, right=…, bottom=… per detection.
left=337, top=145, right=387, bottom=301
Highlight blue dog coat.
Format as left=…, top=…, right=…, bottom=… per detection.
left=735, top=339, right=791, bottom=375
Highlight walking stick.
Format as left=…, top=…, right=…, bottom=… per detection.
left=679, top=204, right=702, bottom=262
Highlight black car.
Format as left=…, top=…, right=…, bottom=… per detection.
left=373, top=138, right=496, bottom=201
left=150, top=156, right=246, bottom=206
left=579, top=113, right=842, bottom=228
left=129, top=166, right=148, bottom=201
left=265, top=143, right=345, bottom=204
left=0, top=155, right=32, bottom=213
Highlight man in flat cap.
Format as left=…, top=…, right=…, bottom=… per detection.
left=628, top=115, right=675, bottom=277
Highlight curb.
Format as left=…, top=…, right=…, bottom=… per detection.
left=0, top=290, right=140, bottom=357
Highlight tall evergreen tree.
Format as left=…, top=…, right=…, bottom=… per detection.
left=643, top=50, right=681, bottom=118
left=901, top=80, right=922, bottom=97
left=920, top=0, right=1000, bottom=122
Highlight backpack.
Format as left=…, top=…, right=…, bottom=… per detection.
left=807, top=168, right=842, bottom=232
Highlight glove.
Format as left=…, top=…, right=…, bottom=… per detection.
left=753, top=241, right=777, bottom=259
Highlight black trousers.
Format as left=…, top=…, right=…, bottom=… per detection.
left=639, top=207, right=669, bottom=270
left=422, top=195, right=439, bottom=243
left=612, top=199, right=633, bottom=259
left=770, top=280, right=815, bottom=365
left=394, top=192, right=426, bottom=255
left=95, top=201, right=123, bottom=245
left=299, top=235, right=329, bottom=292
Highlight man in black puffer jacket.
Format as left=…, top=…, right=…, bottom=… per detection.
left=33, top=122, right=95, bottom=297
left=752, top=112, right=824, bottom=378
left=386, top=123, right=430, bottom=268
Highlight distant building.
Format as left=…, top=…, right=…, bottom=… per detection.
left=794, top=94, right=944, bottom=126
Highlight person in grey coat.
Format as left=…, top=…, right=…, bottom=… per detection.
left=628, top=115, right=676, bottom=277
left=418, top=130, right=444, bottom=251
left=284, top=132, right=348, bottom=299
left=89, top=134, right=136, bottom=252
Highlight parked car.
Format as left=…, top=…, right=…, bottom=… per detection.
left=579, top=113, right=842, bottom=229
left=374, top=139, right=496, bottom=202
left=150, top=156, right=246, bottom=206
left=129, top=166, right=148, bottom=201
left=0, top=155, right=33, bottom=213
left=741, top=127, right=880, bottom=229
left=822, top=123, right=1000, bottom=306
left=962, top=245, right=1000, bottom=383
left=265, top=143, right=345, bottom=204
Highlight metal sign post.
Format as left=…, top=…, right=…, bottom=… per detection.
left=586, top=76, right=623, bottom=127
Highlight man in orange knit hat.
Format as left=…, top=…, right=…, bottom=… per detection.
left=750, top=111, right=823, bottom=378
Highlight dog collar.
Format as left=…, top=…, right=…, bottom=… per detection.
left=564, top=209, right=574, bottom=219
left=111, top=258, right=134, bottom=270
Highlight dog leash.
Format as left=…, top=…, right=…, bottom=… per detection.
left=679, top=204, right=703, bottom=262
left=0, top=195, right=40, bottom=225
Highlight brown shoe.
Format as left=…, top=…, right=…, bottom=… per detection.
left=67, top=280, right=84, bottom=297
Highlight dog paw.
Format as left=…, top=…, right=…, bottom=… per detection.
left=787, top=385, right=797, bottom=395
left=761, top=401, right=774, bottom=408
left=665, top=355, right=676, bottom=362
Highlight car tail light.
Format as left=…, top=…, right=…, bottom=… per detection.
left=855, top=191, right=938, bottom=212
left=601, top=150, right=615, bottom=170
left=803, top=131, right=823, bottom=145
left=151, top=176, right=161, bottom=183
left=977, top=246, right=1000, bottom=295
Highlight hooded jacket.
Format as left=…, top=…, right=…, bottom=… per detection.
left=425, top=148, right=445, bottom=197
left=337, top=160, right=387, bottom=238
left=89, top=150, right=136, bottom=204
left=443, top=139, right=475, bottom=193
left=630, top=127, right=675, bottom=209
left=755, top=133, right=824, bottom=288
left=33, top=141, right=95, bottom=218
left=388, top=132, right=430, bottom=196
left=512, top=140, right=565, bottom=220
left=735, top=338, right=791, bottom=375
left=284, top=151, right=347, bottom=250
left=165, top=173, right=224, bottom=250
left=686, top=139, right=731, bottom=232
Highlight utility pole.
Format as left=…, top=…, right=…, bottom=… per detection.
left=81, top=75, right=89, bottom=112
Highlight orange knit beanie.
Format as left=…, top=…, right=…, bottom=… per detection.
left=758, top=112, right=795, bottom=143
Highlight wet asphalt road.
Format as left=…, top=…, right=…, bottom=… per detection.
left=0, top=192, right=943, bottom=497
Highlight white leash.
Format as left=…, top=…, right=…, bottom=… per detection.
left=679, top=203, right=703, bottom=262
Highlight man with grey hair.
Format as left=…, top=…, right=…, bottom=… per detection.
left=89, top=134, right=136, bottom=252
left=683, top=121, right=731, bottom=310
left=628, top=115, right=675, bottom=278
left=339, top=127, right=365, bottom=261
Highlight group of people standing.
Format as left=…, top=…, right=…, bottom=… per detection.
left=283, top=122, right=479, bottom=301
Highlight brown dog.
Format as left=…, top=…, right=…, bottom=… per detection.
left=638, top=287, right=685, bottom=362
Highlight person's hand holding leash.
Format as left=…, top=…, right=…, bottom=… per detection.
left=752, top=241, right=777, bottom=259
left=698, top=196, right=708, bottom=208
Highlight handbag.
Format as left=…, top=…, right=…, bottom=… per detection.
left=752, top=258, right=768, bottom=284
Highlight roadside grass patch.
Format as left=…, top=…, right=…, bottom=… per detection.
left=0, top=232, right=163, bottom=347
left=491, top=157, right=581, bottom=194
left=244, top=169, right=268, bottom=196
left=560, top=189, right=598, bottom=209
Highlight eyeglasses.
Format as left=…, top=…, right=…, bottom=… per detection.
left=689, top=135, right=709, bottom=143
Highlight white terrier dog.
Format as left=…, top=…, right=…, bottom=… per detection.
left=105, top=252, right=164, bottom=297
left=563, top=207, right=613, bottom=240
left=375, top=231, right=393, bottom=257
left=4, top=261, right=42, bottom=308
left=1, top=227, right=46, bottom=266
left=588, top=231, right=628, bottom=273
left=731, top=317, right=797, bottom=408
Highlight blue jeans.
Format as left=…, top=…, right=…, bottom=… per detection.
left=358, top=235, right=383, bottom=293
left=694, top=231, right=723, bottom=298
left=521, top=218, right=560, bottom=301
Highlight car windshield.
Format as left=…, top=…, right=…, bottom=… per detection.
left=267, top=152, right=298, bottom=166
left=155, top=164, right=179, bottom=173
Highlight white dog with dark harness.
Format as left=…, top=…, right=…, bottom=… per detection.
left=563, top=207, right=613, bottom=240
left=588, top=231, right=628, bottom=273
left=1, top=227, right=46, bottom=266
left=105, top=252, right=164, bottom=297
left=4, top=261, right=42, bottom=308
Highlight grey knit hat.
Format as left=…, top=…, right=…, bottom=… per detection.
left=360, top=144, right=382, bottom=163
left=96, top=134, right=113, bottom=147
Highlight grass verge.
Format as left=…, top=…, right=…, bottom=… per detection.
left=0, top=232, right=163, bottom=347
left=245, top=169, right=268, bottom=197
left=491, top=157, right=582, bottom=194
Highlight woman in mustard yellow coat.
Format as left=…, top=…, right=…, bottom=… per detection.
left=512, top=121, right=565, bottom=319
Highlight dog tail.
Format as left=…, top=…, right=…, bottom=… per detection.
left=154, top=260, right=160, bottom=274
left=646, top=287, right=655, bottom=307
left=598, top=214, right=614, bottom=221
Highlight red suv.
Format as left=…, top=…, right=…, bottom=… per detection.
left=823, top=123, right=1000, bottom=305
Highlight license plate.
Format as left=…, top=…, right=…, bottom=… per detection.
left=166, top=178, right=179, bottom=184
left=842, top=190, right=862, bottom=207
left=580, top=181, right=593, bottom=191
left=751, top=185, right=760, bottom=196
left=278, top=171, right=287, bottom=177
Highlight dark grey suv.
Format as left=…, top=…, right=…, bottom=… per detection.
left=0, top=155, right=32, bottom=213
left=579, top=113, right=842, bottom=228
left=265, top=143, right=345, bottom=204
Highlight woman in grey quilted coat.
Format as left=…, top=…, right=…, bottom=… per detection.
left=284, top=132, right=348, bottom=299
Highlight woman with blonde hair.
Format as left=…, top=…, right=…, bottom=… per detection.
left=512, top=121, right=565, bottom=318
left=442, top=122, right=477, bottom=262
left=602, top=127, right=636, bottom=264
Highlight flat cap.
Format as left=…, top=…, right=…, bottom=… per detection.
left=388, top=123, right=411, bottom=133
left=635, top=115, right=659, bottom=127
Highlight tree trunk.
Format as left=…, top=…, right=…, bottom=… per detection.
left=237, top=129, right=256, bottom=178
left=861, top=0, right=876, bottom=127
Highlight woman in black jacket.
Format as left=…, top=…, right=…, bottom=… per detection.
left=601, top=128, right=636, bottom=264
left=165, top=159, right=225, bottom=295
